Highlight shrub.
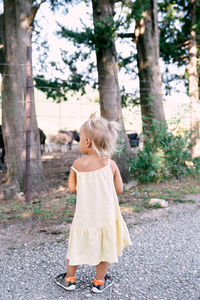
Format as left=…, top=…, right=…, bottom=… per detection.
left=128, top=124, right=198, bottom=183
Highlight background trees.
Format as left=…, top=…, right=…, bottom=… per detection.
left=0, top=0, right=199, bottom=192
left=39, top=0, right=167, bottom=136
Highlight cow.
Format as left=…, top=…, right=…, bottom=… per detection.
left=0, top=126, right=5, bottom=165
left=39, top=128, right=46, bottom=154
left=0, top=126, right=46, bottom=167
left=46, top=130, right=80, bottom=153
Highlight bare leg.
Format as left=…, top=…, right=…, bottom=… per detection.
left=95, top=262, right=109, bottom=281
left=66, top=258, right=78, bottom=279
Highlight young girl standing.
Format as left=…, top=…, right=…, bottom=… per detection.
left=55, top=114, right=132, bottom=293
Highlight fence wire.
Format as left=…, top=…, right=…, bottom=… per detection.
left=0, top=61, right=192, bottom=195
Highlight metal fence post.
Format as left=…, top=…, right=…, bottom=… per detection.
left=25, top=47, right=32, bottom=203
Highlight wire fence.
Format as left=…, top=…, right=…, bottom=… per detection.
left=0, top=50, right=192, bottom=201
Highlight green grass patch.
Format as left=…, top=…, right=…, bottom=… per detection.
left=0, top=175, right=199, bottom=225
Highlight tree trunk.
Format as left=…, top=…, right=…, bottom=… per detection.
left=187, top=0, right=200, bottom=158
left=1, top=0, right=46, bottom=192
left=92, top=0, right=131, bottom=181
left=135, top=0, right=166, bottom=137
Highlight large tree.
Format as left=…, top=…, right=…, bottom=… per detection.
left=92, top=0, right=131, bottom=180
left=91, top=1, right=130, bottom=139
left=0, top=0, right=46, bottom=193
left=159, top=0, right=200, bottom=157
left=0, top=0, right=73, bottom=193
left=187, top=0, right=200, bottom=157
left=134, top=0, right=166, bottom=137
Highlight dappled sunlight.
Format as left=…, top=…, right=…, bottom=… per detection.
left=135, top=18, right=145, bottom=37
left=21, top=149, right=26, bottom=160
left=192, top=139, right=200, bottom=158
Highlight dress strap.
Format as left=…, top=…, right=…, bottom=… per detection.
left=71, top=166, right=78, bottom=173
left=107, top=159, right=111, bottom=166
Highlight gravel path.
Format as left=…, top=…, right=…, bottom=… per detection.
left=1, top=201, right=200, bottom=300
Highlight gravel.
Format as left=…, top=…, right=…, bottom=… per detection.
left=1, top=201, right=200, bottom=300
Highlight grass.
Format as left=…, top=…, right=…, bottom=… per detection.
left=121, top=201, right=163, bottom=214
left=0, top=190, right=76, bottom=224
left=123, top=176, right=200, bottom=202
left=0, top=175, right=199, bottom=224
left=121, top=175, right=200, bottom=214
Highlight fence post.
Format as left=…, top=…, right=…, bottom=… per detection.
left=25, top=47, right=32, bottom=203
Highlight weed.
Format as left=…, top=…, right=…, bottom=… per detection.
left=123, top=189, right=132, bottom=194
left=174, top=199, right=195, bottom=203
left=131, top=203, right=143, bottom=213
left=66, top=194, right=76, bottom=204
left=15, top=214, right=23, bottom=219
left=146, top=203, right=162, bottom=209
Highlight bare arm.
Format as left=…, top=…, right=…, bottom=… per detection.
left=68, top=168, right=77, bottom=193
left=110, top=160, right=123, bottom=194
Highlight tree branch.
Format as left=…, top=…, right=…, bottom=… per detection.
left=118, top=32, right=135, bottom=41
left=28, top=0, right=46, bottom=26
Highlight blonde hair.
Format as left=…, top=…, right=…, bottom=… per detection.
left=81, top=114, right=121, bottom=158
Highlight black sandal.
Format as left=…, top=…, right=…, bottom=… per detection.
left=55, top=273, right=76, bottom=291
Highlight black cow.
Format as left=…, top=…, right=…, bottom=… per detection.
left=127, top=133, right=139, bottom=148
left=0, top=126, right=5, bottom=165
left=0, top=126, right=46, bottom=167
left=39, top=128, right=46, bottom=154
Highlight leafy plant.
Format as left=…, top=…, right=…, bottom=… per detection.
left=129, top=122, right=198, bottom=183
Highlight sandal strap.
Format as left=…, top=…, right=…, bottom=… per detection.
left=65, top=276, right=76, bottom=283
left=93, top=278, right=104, bottom=286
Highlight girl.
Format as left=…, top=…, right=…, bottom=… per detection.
left=55, top=114, right=132, bottom=293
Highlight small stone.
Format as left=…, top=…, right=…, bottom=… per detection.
left=85, top=293, right=91, bottom=298
left=148, top=198, right=168, bottom=208
left=124, top=180, right=137, bottom=190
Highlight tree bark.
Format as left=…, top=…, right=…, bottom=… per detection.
left=135, top=0, right=166, bottom=137
left=1, top=0, right=46, bottom=192
left=187, top=0, right=200, bottom=158
left=0, top=14, right=5, bottom=73
left=92, top=0, right=131, bottom=181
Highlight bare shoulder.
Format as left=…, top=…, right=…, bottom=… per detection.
left=73, top=156, right=87, bottom=171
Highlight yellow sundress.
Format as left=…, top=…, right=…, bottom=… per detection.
left=67, top=160, right=132, bottom=266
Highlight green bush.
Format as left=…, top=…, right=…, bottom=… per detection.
left=128, top=124, right=198, bottom=183
left=128, top=150, right=164, bottom=183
